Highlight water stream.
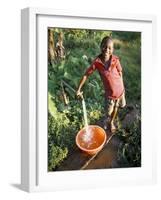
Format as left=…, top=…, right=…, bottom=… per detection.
left=82, top=98, right=93, bottom=143
left=82, top=98, right=88, bottom=128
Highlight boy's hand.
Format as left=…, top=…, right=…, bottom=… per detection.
left=76, top=90, right=83, bottom=99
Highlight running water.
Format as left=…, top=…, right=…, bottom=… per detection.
left=82, top=98, right=93, bottom=143
left=82, top=98, right=88, bottom=128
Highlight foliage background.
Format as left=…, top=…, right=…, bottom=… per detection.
left=48, top=28, right=141, bottom=171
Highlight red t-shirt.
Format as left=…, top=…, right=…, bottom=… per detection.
left=85, top=55, right=125, bottom=100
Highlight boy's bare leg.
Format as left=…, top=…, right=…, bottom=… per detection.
left=110, top=105, right=119, bottom=133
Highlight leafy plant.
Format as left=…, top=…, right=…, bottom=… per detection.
left=117, top=115, right=141, bottom=167
left=48, top=145, right=68, bottom=171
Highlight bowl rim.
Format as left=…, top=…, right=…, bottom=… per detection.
left=75, top=125, right=107, bottom=153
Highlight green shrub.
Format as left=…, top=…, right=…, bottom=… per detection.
left=117, top=115, right=141, bottom=167
left=48, top=145, right=68, bottom=171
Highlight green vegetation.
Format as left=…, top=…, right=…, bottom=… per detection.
left=48, top=28, right=141, bottom=171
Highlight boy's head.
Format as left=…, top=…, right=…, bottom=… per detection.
left=100, top=36, right=114, bottom=58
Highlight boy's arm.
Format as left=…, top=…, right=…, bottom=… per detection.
left=119, top=71, right=122, bottom=77
left=76, top=61, right=96, bottom=98
left=116, top=59, right=123, bottom=78
left=76, top=75, right=87, bottom=98
left=119, top=71, right=124, bottom=85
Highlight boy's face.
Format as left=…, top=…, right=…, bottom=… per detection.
left=101, top=40, right=114, bottom=58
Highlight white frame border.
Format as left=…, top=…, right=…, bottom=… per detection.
left=21, top=7, right=157, bottom=192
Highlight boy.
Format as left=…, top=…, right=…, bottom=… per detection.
left=76, top=36, right=126, bottom=133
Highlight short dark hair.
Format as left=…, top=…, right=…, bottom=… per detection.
left=100, top=36, right=113, bottom=49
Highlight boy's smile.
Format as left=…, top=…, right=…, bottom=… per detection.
left=101, top=40, right=114, bottom=60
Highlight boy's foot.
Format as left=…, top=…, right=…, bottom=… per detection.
left=103, top=118, right=110, bottom=130
left=104, top=122, right=116, bottom=133
left=110, top=122, right=116, bottom=133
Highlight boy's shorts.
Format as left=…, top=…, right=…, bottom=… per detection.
left=105, top=92, right=126, bottom=116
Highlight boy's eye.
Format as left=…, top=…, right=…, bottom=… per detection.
left=103, top=47, right=111, bottom=50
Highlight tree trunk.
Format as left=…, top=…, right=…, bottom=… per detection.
left=48, top=28, right=56, bottom=64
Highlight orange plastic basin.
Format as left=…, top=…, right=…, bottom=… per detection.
left=76, top=125, right=107, bottom=155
